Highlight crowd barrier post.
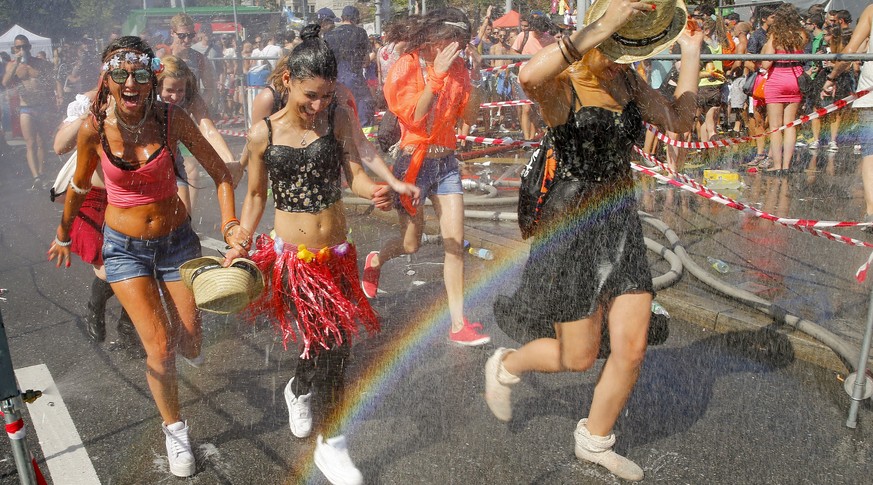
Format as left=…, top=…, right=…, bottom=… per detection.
left=846, top=289, right=873, bottom=428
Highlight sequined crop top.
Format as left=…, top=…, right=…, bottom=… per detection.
left=264, top=100, right=343, bottom=213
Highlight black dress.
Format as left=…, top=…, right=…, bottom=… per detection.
left=495, top=88, right=654, bottom=344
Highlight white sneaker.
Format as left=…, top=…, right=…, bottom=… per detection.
left=808, top=140, right=819, bottom=150
left=574, top=419, right=643, bottom=481
left=162, top=421, right=195, bottom=477
left=484, top=348, right=519, bottom=422
left=828, top=141, right=839, bottom=152
left=284, top=378, right=312, bottom=438
left=314, top=435, right=364, bottom=485
left=181, top=354, right=205, bottom=368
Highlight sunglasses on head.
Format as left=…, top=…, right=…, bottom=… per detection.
left=109, top=68, right=151, bottom=85
left=174, top=32, right=196, bottom=40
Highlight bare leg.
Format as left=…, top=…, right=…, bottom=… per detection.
left=585, top=292, right=651, bottom=436
left=19, top=112, right=42, bottom=178
left=862, top=154, right=873, bottom=216
left=782, top=102, right=799, bottom=169
left=160, top=280, right=202, bottom=360
left=111, top=276, right=182, bottom=424
left=431, top=193, right=466, bottom=332
left=767, top=102, right=785, bottom=170
left=370, top=207, right=424, bottom=270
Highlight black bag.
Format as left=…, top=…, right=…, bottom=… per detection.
left=518, top=131, right=556, bottom=239
left=376, top=110, right=401, bottom=153
left=742, top=71, right=759, bottom=97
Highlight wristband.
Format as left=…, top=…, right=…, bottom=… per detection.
left=69, top=180, right=91, bottom=195
left=54, top=236, right=72, bottom=247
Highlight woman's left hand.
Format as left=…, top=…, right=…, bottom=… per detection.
left=47, top=239, right=72, bottom=268
left=371, top=184, right=395, bottom=211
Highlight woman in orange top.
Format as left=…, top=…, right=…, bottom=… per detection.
left=361, top=8, right=490, bottom=346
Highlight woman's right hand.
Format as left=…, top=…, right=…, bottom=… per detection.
left=597, top=1, right=656, bottom=34
left=434, top=41, right=461, bottom=76
left=47, top=237, right=71, bottom=268
left=676, top=28, right=704, bottom=55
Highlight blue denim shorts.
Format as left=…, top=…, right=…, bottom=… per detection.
left=102, top=222, right=202, bottom=284
left=393, top=153, right=463, bottom=206
left=858, top=109, right=873, bottom=157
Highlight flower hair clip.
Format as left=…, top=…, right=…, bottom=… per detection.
left=150, top=57, right=164, bottom=74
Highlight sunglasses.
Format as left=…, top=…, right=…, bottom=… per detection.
left=11, top=45, right=27, bottom=52
left=174, top=32, right=196, bottom=41
left=108, top=68, right=151, bottom=85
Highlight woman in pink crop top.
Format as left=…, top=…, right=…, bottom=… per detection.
left=47, top=36, right=240, bottom=479
left=761, top=4, right=808, bottom=174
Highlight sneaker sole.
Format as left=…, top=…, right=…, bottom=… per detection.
left=169, top=459, right=196, bottom=478
left=450, top=335, right=491, bottom=346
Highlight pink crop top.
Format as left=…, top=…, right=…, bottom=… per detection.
left=100, top=105, right=178, bottom=208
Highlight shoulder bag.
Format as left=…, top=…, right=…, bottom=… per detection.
left=518, top=131, right=557, bottom=239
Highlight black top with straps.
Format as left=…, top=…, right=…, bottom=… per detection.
left=264, top=100, right=343, bottom=213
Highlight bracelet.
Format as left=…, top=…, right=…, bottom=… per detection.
left=222, top=218, right=240, bottom=233
left=562, top=36, right=582, bottom=62
left=54, top=236, right=72, bottom=247
left=222, top=221, right=240, bottom=241
left=69, top=180, right=91, bottom=195
left=556, top=38, right=574, bottom=65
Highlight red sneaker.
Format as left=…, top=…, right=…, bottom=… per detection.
left=361, top=251, right=381, bottom=299
left=450, top=319, right=491, bottom=346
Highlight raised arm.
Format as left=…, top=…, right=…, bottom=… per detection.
left=520, top=0, right=656, bottom=121
left=635, top=30, right=703, bottom=133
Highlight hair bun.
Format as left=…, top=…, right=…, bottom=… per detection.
left=301, top=24, right=321, bottom=41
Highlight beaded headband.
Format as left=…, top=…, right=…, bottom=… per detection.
left=101, top=50, right=164, bottom=74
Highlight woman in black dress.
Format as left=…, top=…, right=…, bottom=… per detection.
left=486, top=0, right=702, bottom=481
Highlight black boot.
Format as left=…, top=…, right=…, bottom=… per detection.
left=110, top=309, right=146, bottom=358
left=86, top=277, right=113, bottom=342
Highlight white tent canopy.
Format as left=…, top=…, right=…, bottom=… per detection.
left=0, top=25, right=53, bottom=62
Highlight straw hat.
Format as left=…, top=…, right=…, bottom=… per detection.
left=585, top=0, right=688, bottom=64
left=180, top=256, right=265, bottom=315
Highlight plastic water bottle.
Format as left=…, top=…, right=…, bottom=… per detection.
left=468, top=247, right=494, bottom=260
left=707, top=256, right=729, bottom=274
left=651, top=301, right=670, bottom=318
left=421, top=233, right=442, bottom=245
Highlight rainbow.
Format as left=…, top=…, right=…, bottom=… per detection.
left=295, top=177, right=642, bottom=483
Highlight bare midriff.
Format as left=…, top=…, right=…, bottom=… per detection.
left=273, top=201, right=348, bottom=250
left=105, top=196, right=189, bottom=239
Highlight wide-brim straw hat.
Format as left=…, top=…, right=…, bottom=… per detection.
left=180, top=256, right=265, bottom=315
left=585, top=0, right=688, bottom=64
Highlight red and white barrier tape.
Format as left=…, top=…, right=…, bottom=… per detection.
left=647, top=89, right=870, bottom=149
left=480, top=61, right=524, bottom=74
left=479, top=99, right=534, bottom=108
left=456, top=134, right=540, bottom=148
left=218, top=128, right=247, bottom=138
left=631, top=146, right=873, bottom=282
left=5, top=417, right=25, bottom=440
left=214, top=115, right=245, bottom=127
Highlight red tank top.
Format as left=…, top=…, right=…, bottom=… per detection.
left=100, top=105, right=178, bottom=208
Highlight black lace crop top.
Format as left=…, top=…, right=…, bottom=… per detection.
left=550, top=88, right=643, bottom=183
left=263, top=102, right=343, bottom=213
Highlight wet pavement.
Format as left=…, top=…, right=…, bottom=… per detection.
left=0, top=136, right=872, bottom=483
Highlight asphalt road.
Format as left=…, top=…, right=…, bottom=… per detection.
left=0, top=141, right=871, bottom=484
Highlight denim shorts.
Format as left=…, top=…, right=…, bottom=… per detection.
left=858, top=109, right=873, bottom=157
left=102, top=222, right=202, bottom=284
left=393, top=154, right=463, bottom=206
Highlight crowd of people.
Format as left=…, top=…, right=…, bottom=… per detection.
left=2, top=1, right=868, bottom=484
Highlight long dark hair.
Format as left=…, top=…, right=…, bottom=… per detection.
left=387, top=8, right=472, bottom=53
left=91, top=36, right=161, bottom=134
left=285, top=24, right=337, bottom=81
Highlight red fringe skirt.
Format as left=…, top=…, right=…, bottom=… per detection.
left=246, top=234, right=380, bottom=358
